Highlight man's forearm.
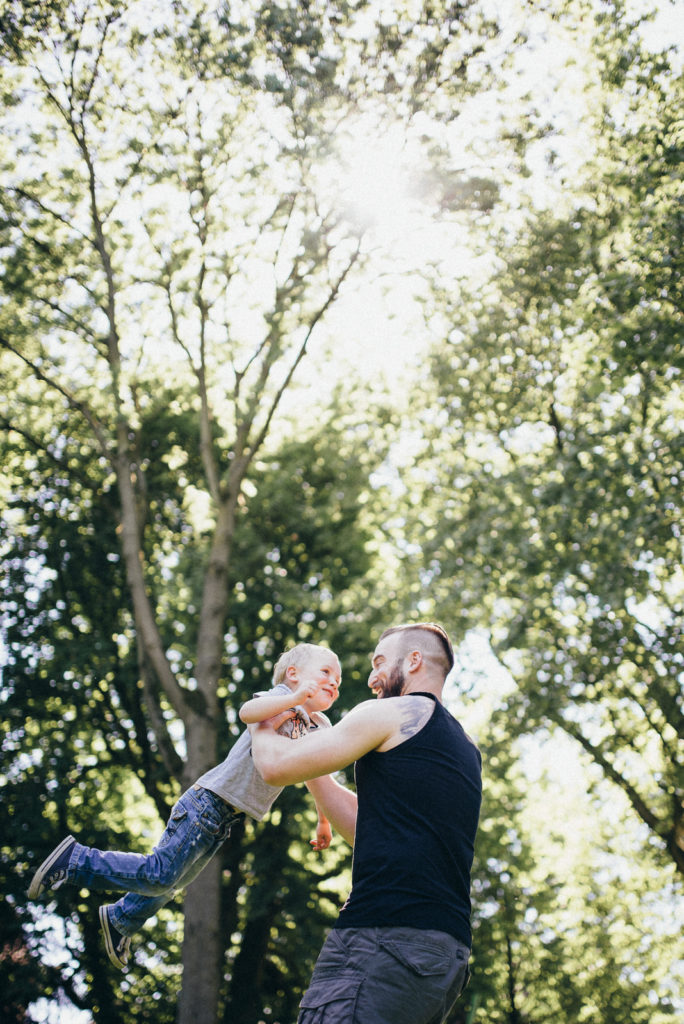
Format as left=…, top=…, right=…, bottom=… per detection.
left=305, top=775, right=357, bottom=845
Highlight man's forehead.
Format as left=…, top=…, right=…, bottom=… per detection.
left=372, top=633, right=402, bottom=661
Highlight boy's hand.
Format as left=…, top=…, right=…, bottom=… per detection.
left=310, top=819, right=332, bottom=851
left=290, top=679, right=321, bottom=704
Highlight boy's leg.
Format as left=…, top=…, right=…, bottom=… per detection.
left=63, top=786, right=238, bottom=899
left=98, top=813, right=235, bottom=970
left=105, top=787, right=242, bottom=935
left=108, top=806, right=237, bottom=935
left=106, top=889, right=181, bottom=937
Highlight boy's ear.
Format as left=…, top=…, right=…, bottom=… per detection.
left=286, top=664, right=299, bottom=683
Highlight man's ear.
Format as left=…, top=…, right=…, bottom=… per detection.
left=407, top=649, right=422, bottom=673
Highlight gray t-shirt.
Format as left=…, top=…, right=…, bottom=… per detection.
left=195, top=682, right=330, bottom=821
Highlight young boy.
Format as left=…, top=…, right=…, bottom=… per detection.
left=28, top=643, right=341, bottom=969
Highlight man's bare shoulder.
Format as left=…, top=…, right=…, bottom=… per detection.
left=397, top=694, right=436, bottom=737
left=342, top=695, right=435, bottom=752
left=339, top=696, right=403, bottom=721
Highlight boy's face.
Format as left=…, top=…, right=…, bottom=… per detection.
left=296, top=649, right=341, bottom=711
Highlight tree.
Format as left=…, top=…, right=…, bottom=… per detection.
left=409, top=6, right=683, bottom=874
left=0, top=0, right=506, bottom=1018
left=440, top=679, right=682, bottom=1024
left=1, top=396, right=391, bottom=1021
left=14, top=1, right=671, bottom=1019
left=0, top=0, right=515, bottom=1009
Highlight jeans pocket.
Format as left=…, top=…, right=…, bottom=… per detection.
left=196, top=792, right=226, bottom=838
left=158, top=802, right=188, bottom=848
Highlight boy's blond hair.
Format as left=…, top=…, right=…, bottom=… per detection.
left=272, top=643, right=337, bottom=688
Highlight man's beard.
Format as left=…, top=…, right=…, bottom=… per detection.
left=381, top=660, right=405, bottom=698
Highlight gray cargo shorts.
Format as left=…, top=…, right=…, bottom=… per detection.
left=297, top=926, right=471, bottom=1024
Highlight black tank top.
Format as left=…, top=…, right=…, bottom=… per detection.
left=334, top=694, right=482, bottom=948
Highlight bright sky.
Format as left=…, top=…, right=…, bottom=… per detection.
left=295, top=0, right=682, bottom=393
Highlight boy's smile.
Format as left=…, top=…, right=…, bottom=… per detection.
left=301, top=653, right=341, bottom=709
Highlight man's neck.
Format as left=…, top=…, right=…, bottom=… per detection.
left=402, top=679, right=444, bottom=702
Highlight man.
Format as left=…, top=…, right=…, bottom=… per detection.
left=252, top=622, right=482, bottom=1024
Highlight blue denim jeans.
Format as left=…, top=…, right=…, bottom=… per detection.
left=67, top=785, right=243, bottom=936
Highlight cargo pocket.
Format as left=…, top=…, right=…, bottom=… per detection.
left=299, top=972, right=363, bottom=1022
left=460, top=962, right=471, bottom=995
left=379, top=936, right=451, bottom=977
left=364, top=936, right=454, bottom=1023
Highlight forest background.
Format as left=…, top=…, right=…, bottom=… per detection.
left=0, top=0, right=681, bottom=1022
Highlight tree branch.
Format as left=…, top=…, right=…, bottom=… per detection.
left=0, top=334, right=111, bottom=458
left=558, top=715, right=663, bottom=834
left=9, top=186, right=91, bottom=242
left=246, top=242, right=363, bottom=466
left=55, top=96, right=192, bottom=727
left=138, top=645, right=185, bottom=791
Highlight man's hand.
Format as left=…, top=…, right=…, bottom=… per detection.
left=247, top=708, right=296, bottom=734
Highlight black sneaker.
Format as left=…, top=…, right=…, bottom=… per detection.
left=99, top=905, right=132, bottom=968
left=28, top=835, right=76, bottom=899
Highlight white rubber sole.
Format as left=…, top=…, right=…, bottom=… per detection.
left=99, top=904, right=131, bottom=968
left=27, top=835, right=75, bottom=899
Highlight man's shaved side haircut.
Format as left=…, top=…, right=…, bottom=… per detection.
left=378, top=622, right=454, bottom=678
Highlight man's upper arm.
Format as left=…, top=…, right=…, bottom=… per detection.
left=252, top=700, right=395, bottom=786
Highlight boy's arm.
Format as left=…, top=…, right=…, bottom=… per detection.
left=308, top=802, right=333, bottom=851
left=306, top=775, right=358, bottom=846
left=300, top=714, right=357, bottom=846
left=239, top=682, right=315, bottom=725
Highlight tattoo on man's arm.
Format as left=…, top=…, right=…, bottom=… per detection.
left=399, top=701, right=431, bottom=737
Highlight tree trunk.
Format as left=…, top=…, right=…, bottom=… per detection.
left=176, top=667, right=223, bottom=1021
left=178, top=857, right=224, bottom=1024
left=224, top=907, right=274, bottom=1024
left=505, top=932, right=523, bottom=1024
